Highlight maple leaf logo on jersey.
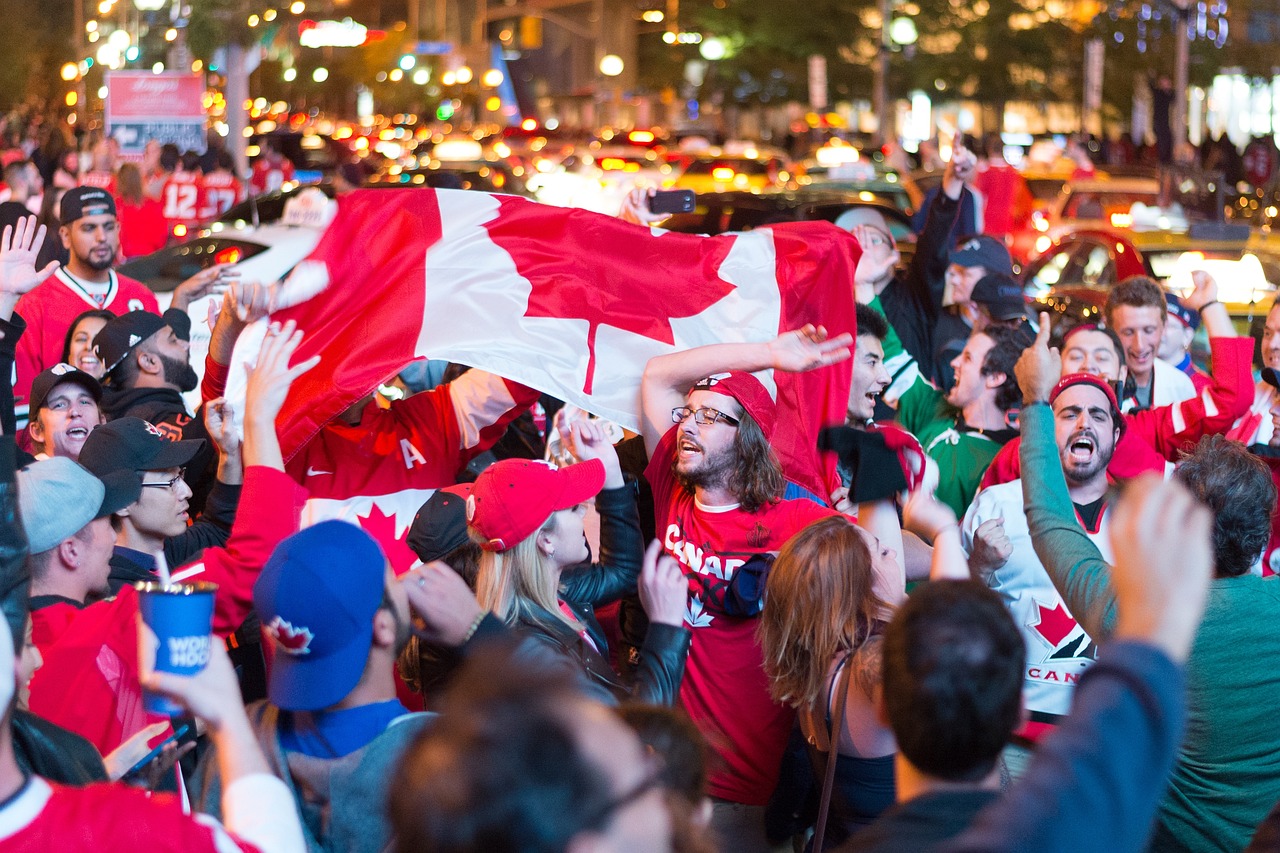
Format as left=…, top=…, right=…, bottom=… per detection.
left=685, top=595, right=714, bottom=628
left=1032, top=601, right=1078, bottom=648
left=267, top=616, right=314, bottom=655
left=488, top=196, right=737, bottom=395
left=358, top=502, right=419, bottom=576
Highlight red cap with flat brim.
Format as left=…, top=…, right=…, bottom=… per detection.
left=467, top=458, right=606, bottom=552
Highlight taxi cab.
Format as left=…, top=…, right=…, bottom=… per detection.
left=671, top=145, right=792, bottom=194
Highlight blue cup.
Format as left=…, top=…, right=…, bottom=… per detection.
left=136, top=581, right=218, bottom=717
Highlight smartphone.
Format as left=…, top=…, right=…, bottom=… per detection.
left=124, top=723, right=191, bottom=779
left=649, top=189, right=696, bottom=215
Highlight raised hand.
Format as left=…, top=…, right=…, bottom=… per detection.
left=565, top=418, right=623, bottom=489
left=768, top=324, right=854, bottom=373
left=171, top=263, right=232, bottom=312
left=242, top=319, right=320, bottom=426
left=1183, top=270, right=1219, bottom=312
left=203, top=397, right=242, bottom=458
left=0, top=216, right=58, bottom=297
left=637, top=539, right=688, bottom=628
left=969, top=517, right=1013, bottom=578
left=401, top=560, right=485, bottom=647
left=618, top=187, right=669, bottom=226
left=851, top=224, right=900, bottom=300
left=1109, top=474, right=1213, bottom=663
left=1014, top=312, right=1062, bottom=405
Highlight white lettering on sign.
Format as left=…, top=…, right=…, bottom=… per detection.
left=167, top=635, right=211, bottom=669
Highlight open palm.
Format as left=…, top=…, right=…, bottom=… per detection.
left=0, top=216, right=58, bottom=297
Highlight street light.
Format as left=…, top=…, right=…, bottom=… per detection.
left=60, top=62, right=79, bottom=81
left=699, top=37, right=727, bottom=61
left=482, top=69, right=503, bottom=87
left=599, top=55, right=624, bottom=77
left=313, top=67, right=329, bottom=82
left=455, top=66, right=473, bottom=84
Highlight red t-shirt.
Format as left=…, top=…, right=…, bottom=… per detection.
left=249, top=159, right=295, bottom=195
left=975, top=163, right=1032, bottom=237
left=645, top=426, right=835, bottom=804
left=161, top=171, right=203, bottom=235
left=199, top=172, right=245, bottom=221
left=0, top=778, right=262, bottom=852
left=79, top=171, right=116, bottom=195
left=116, top=197, right=169, bottom=259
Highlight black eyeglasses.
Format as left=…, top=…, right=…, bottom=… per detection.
left=140, top=468, right=186, bottom=491
left=579, top=752, right=666, bottom=830
left=671, top=406, right=740, bottom=427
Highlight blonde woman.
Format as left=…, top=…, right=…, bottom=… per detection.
left=469, top=420, right=690, bottom=704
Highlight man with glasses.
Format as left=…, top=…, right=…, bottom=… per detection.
left=77, top=415, right=244, bottom=596
left=638, top=326, right=851, bottom=853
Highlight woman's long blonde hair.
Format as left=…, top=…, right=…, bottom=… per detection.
left=758, top=516, right=889, bottom=709
left=474, top=512, right=584, bottom=636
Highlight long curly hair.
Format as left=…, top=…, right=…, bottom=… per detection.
left=758, top=516, right=889, bottom=708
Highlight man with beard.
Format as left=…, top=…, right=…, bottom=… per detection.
left=978, top=271, right=1253, bottom=488
left=190, top=521, right=430, bottom=853
left=891, top=324, right=1032, bottom=518
left=11, top=190, right=157, bottom=431
left=639, top=325, right=851, bottom=853
left=961, top=370, right=1123, bottom=777
left=91, top=308, right=221, bottom=508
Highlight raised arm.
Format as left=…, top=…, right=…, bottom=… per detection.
left=1016, top=315, right=1119, bottom=639
left=639, top=325, right=852, bottom=456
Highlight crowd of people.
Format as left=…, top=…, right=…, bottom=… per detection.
left=0, top=121, right=1277, bottom=853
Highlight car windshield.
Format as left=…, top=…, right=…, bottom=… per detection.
left=118, top=238, right=271, bottom=292
left=1063, top=190, right=1158, bottom=219
left=683, top=159, right=771, bottom=177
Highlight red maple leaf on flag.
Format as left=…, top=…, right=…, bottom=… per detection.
left=1032, top=601, right=1078, bottom=648
left=267, top=616, right=314, bottom=655
left=485, top=197, right=738, bottom=394
left=358, top=502, right=420, bottom=577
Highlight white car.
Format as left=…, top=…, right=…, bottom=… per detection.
left=526, top=146, right=673, bottom=214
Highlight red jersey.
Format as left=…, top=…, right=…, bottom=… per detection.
left=975, top=163, right=1032, bottom=238
left=0, top=777, right=264, bottom=852
left=286, top=370, right=538, bottom=576
left=646, top=427, right=835, bottom=805
left=161, top=171, right=203, bottom=235
left=27, top=466, right=307, bottom=756
left=115, top=197, right=169, bottom=260
left=78, top=171, right=116, bottom=195
left=13, top=268, right=157, bottom=428
left=249, top=159, right=295, bottom=195
left=199, top=171, right=245, bottom=221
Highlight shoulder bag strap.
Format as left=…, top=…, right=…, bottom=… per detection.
left=812, top=651, right=854, bottom=853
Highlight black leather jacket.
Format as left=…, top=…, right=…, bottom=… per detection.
left=509, top=483, right=690, bottom=706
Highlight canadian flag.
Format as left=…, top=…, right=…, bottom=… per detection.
left=266, top=188, right=858, bottom=500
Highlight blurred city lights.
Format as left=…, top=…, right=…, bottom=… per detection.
left=599, top=54, right=624, bottom=76
left=313, top=67, right=329, bottom=82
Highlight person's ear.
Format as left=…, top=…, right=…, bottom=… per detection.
left=984, top=371, right=1007, bottom=390
left=536, top=530, right=555, bottom=559
left=371, top=608, right=397, bottom=648
left=136, top=348, right=162, bottom=377
left=57, top=536, right=81, bottom=569
left=58, top=225, right=71, bottom=251
left=27, top=419, right=44, bottom=448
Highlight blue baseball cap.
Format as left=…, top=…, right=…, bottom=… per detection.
left=1166, top=293, right=1200, bottom=331
left=254, top=520, right=389, bottom=711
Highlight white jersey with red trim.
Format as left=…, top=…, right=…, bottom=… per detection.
left=962, top=479, right=1113, bottom=726
left=284, top=369, right=538, bottom=575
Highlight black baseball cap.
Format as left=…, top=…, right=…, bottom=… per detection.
left=60, top=186, right=117, bottom=224
left=970, top=273, right=1027, bottom=321
left=92, top=308, right=191, bottom=375
left=407, top=484, right=473, bottom=564
left=78, top=417, right=204, bottom=477
left=28, top=363, right=102, bottom=413
left=948, top=234, right=1014, bottom=276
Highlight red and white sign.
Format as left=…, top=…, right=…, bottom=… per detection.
left=105, top=72, right=207, bottom=157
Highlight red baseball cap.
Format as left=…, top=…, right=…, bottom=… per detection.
left=1049, top=373, right=1126, bottom=437
left=467, top=458, right=605, bottom=551
left=691, top=371, right=776, bottom=439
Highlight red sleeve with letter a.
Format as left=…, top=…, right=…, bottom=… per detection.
left=171, top=466, right=308, bottom=637
left=386, top=370, right=539, bottom=477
